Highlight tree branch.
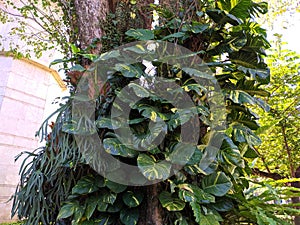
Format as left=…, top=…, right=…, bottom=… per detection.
left=252, top=168, right=285, bottom=180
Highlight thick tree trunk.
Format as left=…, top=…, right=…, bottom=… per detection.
left=72, top=1, right=168, bottom=224
left=137, top=184, right=164, bottom=225
left=73, top=0, right=109, bottom=53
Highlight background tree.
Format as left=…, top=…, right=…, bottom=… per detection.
left=253, top=39, right=300, bottom=224
left=2, top=0, right=299, bottom=224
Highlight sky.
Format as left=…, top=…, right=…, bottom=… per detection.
left=285, top=13, right=300, bottom=53
left=267, top=8, right=300, bottom=53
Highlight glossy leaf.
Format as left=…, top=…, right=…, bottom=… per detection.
left=128, top=83, right=150, bottom=98
left=103, top=138, right=138, bottom=158
left=178, top=184, right=215, bottom=203
left=114, top=63, right=143, bottom=78
left=120, top=208, right=139, bottom=225
left=122, top=191, right=144, bottom=207
left=105, top=180, right=127, bottom=193
left=217, top=0, right=252, bottom=20
left=85, top=197, right=98, bottom=220
left=125, top=28, right=154, bottom=40
left=182, top=67, right=215, bottom=81
left=167, top=143, right=196, bottom=166
left=99, top=190, right=117, bottom=204
left=190, top=202, right=201, bottom=223
left=72, top=175, right=100, bottom=195
left=198, top=212, right=221, bottom=225
left=57, top=201, right=78, bottom=219
left=137, top=154, right=171, bottom=180
left=229, top=90, right=269, bottom=111
left=201, top=172, right=232, bottom=196
left=159, top=191, right=186, bottom=211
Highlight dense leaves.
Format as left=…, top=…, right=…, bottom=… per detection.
left=9, top=0, right=299, bottom=225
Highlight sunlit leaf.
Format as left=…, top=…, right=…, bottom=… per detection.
left=137, top=154, right=171, bottom=180
left=159, top=191, right=185, bottom=211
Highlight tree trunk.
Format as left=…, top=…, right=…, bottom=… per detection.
left=292, top=167, right=300, bottom=225
left=137, top=184, right=164, bottom=225
left=73, top=0, right=109, bottom=53
left=281, top=125, right=300, bottom=225
left=72, top=1, right=168, bottom=224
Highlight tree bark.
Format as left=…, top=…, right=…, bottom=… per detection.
left=137, top=184, right=164, bottom=225
left=292, top=167, right=300, bottom=225
left=281, top=125, right=300, bottom=225
left=71, top=1, right=168, bottom=224
left=73, top=0, right=109, bottom=53
left=252, top=168, right=285, bottom=180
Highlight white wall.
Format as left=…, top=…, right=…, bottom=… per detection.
left=0, top=1, right=66, bottom=222
left=0, top=56, right=65, bottom=222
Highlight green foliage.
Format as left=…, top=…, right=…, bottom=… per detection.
left=255, top=43, right=300, bottom=177
left=0, top=0, right=73, bottom=58
left=10, top=0, right=299, bottom=225
left=235, top=180, right=300, bottom=225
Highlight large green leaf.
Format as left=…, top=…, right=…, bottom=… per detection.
left=85, top=197, right=98, bottom=220
left=211, top=198, right=234, bottom=212
left=190, top=202, right=201, bottom=223
left=105, top=180, right=127, bottom=193
left=229, top=90, right=269, bottom=111
left=97, top=202, right=108, bottom=212
left=217, top=0, right=252, bottom=20
left=114, top=63, right=143, bottom=78
left=167, top=143, right=196, bottom=166
left=232, top=123, right=262, bottom=146
left=220, top=137, right=244, bottom=168
left=97, top=190, right=117, bottom=208
left=198, top=212, right=221, bottom=225
left=103, top=138, right=138, bottom=158
left=96, top=117, right=122, bottom=130
left=72, top=175, right=100, bottom=195
left=190, top=22, right=209, bottom=34
left=120, top=208, right=139, bottom=225
left=178, top=183, right=215, bottom=203
left=162, top=32, right=187, bottom=41
left=182, top=67, right=215, bottom=82
left=57, top=201, right=79, bottom=219
left=137, top=154, right=171, bottom=180
left=237, top=66, right=270, bottom=84
left=107, top=198, right=124, bottom=213
left=201, top=172, right=232, bottom=196
left=73, top=204, right=85, bottom=224
left=122, top=191, right=144, bottom=207
left=230, top=50, right=266, bottom=70
left=206, top=9, right=240, bottom=26
left=128, top=83, right=150, bottom=98
left=159, top=191, right=186, bottom=211
left=125, top=28, right=154, bottom=40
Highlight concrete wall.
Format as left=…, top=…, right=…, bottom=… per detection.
left=0, top=56, right=64, bottom=222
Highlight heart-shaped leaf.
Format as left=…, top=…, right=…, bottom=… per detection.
left=120, top=208, right=139, bottom=225
left=122, top=191, right=144, bottom=207
left=201, top=172, right=232, bottom=196
left=137, top=154, right=171, bottom=180
left=159, top=191, right=185, bottom=211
